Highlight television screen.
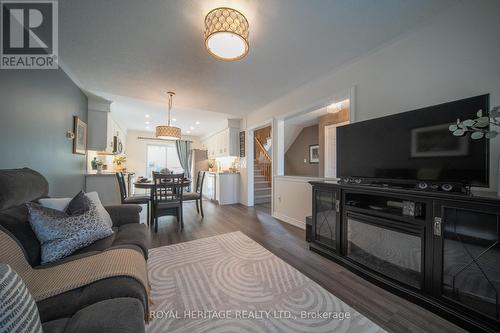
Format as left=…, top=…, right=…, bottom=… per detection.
left=337, top=95, right=490, bottom=186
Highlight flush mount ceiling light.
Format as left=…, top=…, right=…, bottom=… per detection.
left=204, top=7, right=249, bottom=61
left=156, top=91, right=181, bottom=140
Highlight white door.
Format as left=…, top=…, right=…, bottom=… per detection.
left=324, top=121, right=349, bottom=178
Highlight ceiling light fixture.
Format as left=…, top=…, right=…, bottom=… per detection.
left=145, top=114, right=150, bottom=118
left=156, top=91, right=181, bottom=140
left=195, top=121, right=200, bottom=125
left=204, top=7, right=249, bottom=61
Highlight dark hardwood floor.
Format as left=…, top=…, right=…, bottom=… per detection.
left=143, top=200, right=465, bottom=333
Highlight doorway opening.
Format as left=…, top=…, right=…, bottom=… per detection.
left=253, top=126, right=272, bottom=207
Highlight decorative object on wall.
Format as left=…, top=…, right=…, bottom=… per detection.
left=204, top=7, right=249, bottom=61
left=73, top=116, right=87, bottom=155
left=239, top=131, right=245, bottom=157
left=309, top=144, right=320, bottom=164
left=156, top=91, right=181, bottom=140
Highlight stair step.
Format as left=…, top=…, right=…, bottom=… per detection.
left=254, top=181, right=271, bottom=189
left=254, top=194, right=272, bottom=204
left=255, top=188, right=271, bottom=194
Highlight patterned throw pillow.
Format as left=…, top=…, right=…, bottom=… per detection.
left=27, top=202, right=114, bottom=264
left=0, top=264, right=43, bottom=333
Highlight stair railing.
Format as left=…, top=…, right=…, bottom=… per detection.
left=254, top=137, right=272, bottom=185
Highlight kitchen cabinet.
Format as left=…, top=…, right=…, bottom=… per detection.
left=202, top=128, right=240, bottom=158
left=203, top=172, right=240, bottom=205
left=87, top=96, right=126, bottom=153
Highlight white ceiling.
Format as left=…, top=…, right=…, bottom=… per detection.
left=59, top=0, right=459, bottom=133
left=98, top=93, right=233, bottom=137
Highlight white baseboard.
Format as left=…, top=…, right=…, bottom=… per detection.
left=272, top=211, right=306, bottom=230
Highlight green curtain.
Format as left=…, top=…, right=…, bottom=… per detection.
left=176, top=140, right=192, bottom=188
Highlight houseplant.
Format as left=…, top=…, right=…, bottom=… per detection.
left=449, top=105, right=500, bottom=195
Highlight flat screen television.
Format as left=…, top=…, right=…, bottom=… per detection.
left=337, top=94, right=490, bottom=187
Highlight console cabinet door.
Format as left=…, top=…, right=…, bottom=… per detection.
left=313, top=187, right=340, bottom=252
left=433, top=200, right=500, bottom=326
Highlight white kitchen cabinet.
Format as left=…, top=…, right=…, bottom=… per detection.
left=215, top=173, right=240, bottom=205
left=203, top=172, right=216, bottom=201
left=202, top=172, right=239, bottom=205
left=202, top=127, right=240, bottom=158
left=87, top=103, right=126, bottom=154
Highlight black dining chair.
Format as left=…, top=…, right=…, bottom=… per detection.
left=116, top=172, right=150, bottom=226
left=183, top=171, right=206, bottom=217
left=152, top=172, right=185, bottom=232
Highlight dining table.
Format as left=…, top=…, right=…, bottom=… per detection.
left=133, top=178, right=192, bottom=226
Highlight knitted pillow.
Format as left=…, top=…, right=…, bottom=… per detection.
left=27, top=202, right=114, bottom=264
left=0, top=264, right=43, bottom=333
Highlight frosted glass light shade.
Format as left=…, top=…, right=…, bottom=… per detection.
left=204, top=7, right=249, bottom=61
left=156, top=126, right=181, bottom=140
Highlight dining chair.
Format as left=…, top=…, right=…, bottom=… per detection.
left=116, top=172, right=150, bottom=226
left=182, top=171, right=206, bottom=217
left=152, top=172, right=185, bottom=232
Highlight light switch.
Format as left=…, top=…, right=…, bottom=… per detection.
left=304, top=158, right=307, bottom=163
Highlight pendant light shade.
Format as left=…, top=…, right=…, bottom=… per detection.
left=156, top=91, right=181, bottom=140
left=204, top=7, right=249, bottom=61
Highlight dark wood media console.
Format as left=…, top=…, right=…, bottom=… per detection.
left=309, top=181, right=500, bottom=333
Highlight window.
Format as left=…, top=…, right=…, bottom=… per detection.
left=146, top=144, right=183, bottom=177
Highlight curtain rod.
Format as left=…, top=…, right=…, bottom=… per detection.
left=137, top=136, right=193, bottom=143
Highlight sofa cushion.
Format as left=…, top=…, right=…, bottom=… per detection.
left=27, top=203, right=114, bottom=264
left=0, top=264, right=43, bottom=333
left=39, top=192, right=113, bottom=228
left=37, top=277, right=147, bottom=323
left=41, top=298, right=144, bottom=333
left=0, top=168, right=48, bottom=211
left=0, top=206, right=41, bottom=266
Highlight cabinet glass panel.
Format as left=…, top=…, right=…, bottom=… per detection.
left=314, top=190, right=337, bottom=249
left=442, top=208, right=500, bottom=319
left=346, top=216, right=422, bottom=288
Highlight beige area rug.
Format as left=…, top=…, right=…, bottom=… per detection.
left=146, top=231, right=385, bottom=333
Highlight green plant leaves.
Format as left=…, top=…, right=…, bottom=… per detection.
left=449, top=124, right=458, bottom=131
left=471, top=131, right=484, bottom=140
left=453, top=129, right=465, bottom=136
left=462, top=119, right=474, bottom=127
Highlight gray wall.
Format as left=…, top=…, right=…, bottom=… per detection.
left=285, top=125, right=319, bottom=177
left=0, top=69, right=88, bottom=197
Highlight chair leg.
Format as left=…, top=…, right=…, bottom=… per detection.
left=146, top=202, right=150, bottom=227
left=199, top=198, right=204, bottom=218
left=195, top=200, right=199, bottom=213
left=180, top=205, right=184, bottom=229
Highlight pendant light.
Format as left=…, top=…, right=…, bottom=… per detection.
left=156, top=91, right=181, bottom=140
left=204, top=7, right=249, bottom=61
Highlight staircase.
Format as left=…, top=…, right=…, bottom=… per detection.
left=254, top=160, right=272, bottom=204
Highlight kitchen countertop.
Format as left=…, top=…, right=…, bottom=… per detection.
left=85, top=172, right=132, bottom=177
left=206, top=171, right=240, bottom=175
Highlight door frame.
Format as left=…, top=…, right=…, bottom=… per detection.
left=324, top=121, right=349, bottom=179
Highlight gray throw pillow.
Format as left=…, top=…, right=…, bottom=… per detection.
left=27, top=202, right=114, bottom=264
left=65, top=190, right=91, bottom=216
left=0, top=264, right=43, bottom=333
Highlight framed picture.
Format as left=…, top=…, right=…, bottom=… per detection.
left=73, top=116, right=87, bottom=155
left=239, top=131, right=245, bottom=157
left=309, top=144, right=319, bottom=164
left=411, top=123, right=469, bottom=158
